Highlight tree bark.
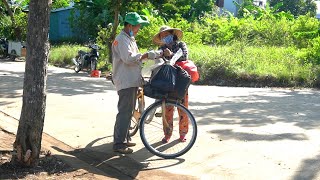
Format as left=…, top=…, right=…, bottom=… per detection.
left=12, top=0, right=52, bottom=167
left=107, top=0, right=121, bottom=63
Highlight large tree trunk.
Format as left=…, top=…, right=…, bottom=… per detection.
left=12, top=0, right=52, bottom=167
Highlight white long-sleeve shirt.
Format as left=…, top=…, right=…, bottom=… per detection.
left=112, top=30, right=143, bottom=91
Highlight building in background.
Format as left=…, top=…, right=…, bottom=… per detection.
left=49, top=2, right=89, bottom=42
left=253, top=0, right=267, bottom=7
left=49, top=5, right=75, bottom=42
left=216, top=0, right=266, bottom=16
left=316, top=1, right=320, bottom=19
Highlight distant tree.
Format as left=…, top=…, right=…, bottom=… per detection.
left=51, top=0, right=70, bottom=9
left=268, top=0, right=317, bottom=17
left=23, top=0, right=70, bottom=9
left=71, top=0, right=153, bottom=61
left=70, top=0, right=153, bottom=41
left=0, top=0, right=22, bottom=40
left=12, top=0, right=51, bottom=166
left=0, top=0, right=71, bottom=39
left=190, top=0, right=216, bottom=20
left=235, top=0, right=258, bottom=18
left=107, top=0, right=121, bottom=63
left=149, top=0, right=216, bottom=21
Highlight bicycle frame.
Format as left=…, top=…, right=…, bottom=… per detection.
left=161, top=100, right=170, bottom=130
left=132, top=88, right=144, bottom=121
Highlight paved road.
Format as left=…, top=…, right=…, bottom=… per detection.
left=1, top=59, right=320, bottom=179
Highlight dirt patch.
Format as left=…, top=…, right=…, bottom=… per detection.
left=0, top=128, right=95, bottom=179
left=0, top=152, right=96, bottom=179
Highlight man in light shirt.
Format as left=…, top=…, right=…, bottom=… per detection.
left=111, top=12, right=149, bottom=154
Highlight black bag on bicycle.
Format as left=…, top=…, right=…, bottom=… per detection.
left=168, top=65, right=191, bottom=100
left=150, top=64, right=177, bottom=92
left=143, top=82, right=167, bottom=99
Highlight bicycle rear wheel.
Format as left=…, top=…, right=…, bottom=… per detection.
left=139, top=100, right=197, bottom=159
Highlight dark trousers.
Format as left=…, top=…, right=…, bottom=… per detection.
left=113, top=87, right=137, bottom=149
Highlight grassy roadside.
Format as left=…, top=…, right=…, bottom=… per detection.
left=49, top=44, right=111, bottom=72
left=190, top=43, right=320, bottom=88
left=49, top=43, right=320, bottom=88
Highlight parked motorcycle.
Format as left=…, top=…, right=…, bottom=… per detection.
left=72, top=44, right=99, bottom=73
left=0, top=38, right=8, bottom=58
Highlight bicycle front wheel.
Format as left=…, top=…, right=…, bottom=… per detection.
left=139, top=100, right=197, bottom=159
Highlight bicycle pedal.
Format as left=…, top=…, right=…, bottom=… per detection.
left=155, top=112, right=162, bottom=117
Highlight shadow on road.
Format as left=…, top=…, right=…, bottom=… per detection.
left=292, top=152, right=320, bottom=180
left=51, top=136, right=191, bottom=179
left=0, top=64, right=116, bottom=99
left=188, top=88, right=320, bottom=179
left=191, top=89, right=320, bottom=133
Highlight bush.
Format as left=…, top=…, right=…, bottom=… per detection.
left=291, top=15, right=320, bottom=48
left=303, top=36, right=320, bottom=65
left=193, top=10, right=319, bottom=48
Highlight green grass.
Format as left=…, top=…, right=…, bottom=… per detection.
left=49, top=44, right=112, bottom=72
left=49, top=44, right=86, bottom=67
left=189, top=43, right=320, bottom=87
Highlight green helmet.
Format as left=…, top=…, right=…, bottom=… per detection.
left=124, top=12, right=149, bottom=26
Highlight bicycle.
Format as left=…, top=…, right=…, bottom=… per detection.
left=135, top=51, right=197, bottom=159
left=112, top=49, right=198, bottom=159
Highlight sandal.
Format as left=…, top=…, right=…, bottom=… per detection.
left=179, top=135, right=186, bottom=142
left=162, top=136, right=170, bottom=143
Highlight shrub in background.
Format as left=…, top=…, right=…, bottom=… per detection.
left=290, top=14, right=320, bottom=48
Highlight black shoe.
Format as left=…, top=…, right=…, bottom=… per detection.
left=113, top=147, right=133, bottom=154
left=126, top=142, right=136, bottom=147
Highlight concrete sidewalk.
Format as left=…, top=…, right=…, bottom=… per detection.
left=1, top=59, right=320, bottom=179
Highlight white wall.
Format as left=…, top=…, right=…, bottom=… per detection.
left=222, top=0, right=267, bottom=16
left=222, top=0, right=243, bottom=16
left=253, top=0, right=267, bottom=8
left=316, top=1, right=320, bottom=19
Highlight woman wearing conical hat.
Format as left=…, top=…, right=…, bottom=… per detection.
left=153, top=25, right=190, bottom=143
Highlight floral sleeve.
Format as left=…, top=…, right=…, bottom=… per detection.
left=158, top=41, right=188, bottom=61
left=178, top=41, right=188, bottom=61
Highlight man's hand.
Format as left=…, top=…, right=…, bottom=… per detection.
left=140, top=53, right=148, bottom=61
left=147, top=49, right=163, bottom=60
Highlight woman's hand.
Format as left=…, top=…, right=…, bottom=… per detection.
left=163, top=48, right=172, bottom=57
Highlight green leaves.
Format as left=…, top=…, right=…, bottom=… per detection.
left=269, top=0, right=317, bottom=17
